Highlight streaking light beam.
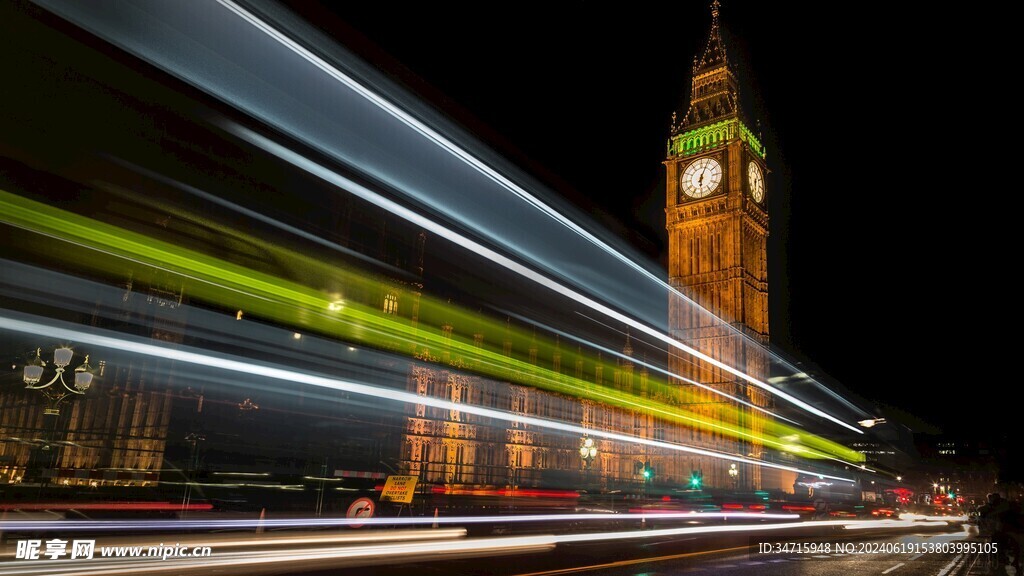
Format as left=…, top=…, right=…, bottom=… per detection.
left=0, top=312, right=855, bottom=482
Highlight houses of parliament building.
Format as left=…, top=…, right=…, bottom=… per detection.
left=0, top=1, right=791, bottom=495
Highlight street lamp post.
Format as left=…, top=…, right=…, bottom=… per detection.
left=182, top=432, right=206, bottom=516
left=579, top=436, right=597, bottom=488
left=20, top=345, right=100, bottom=485
left=857, top=418, right=886, bottom=428
left=579, top=437, right=598, bottom=467
left=22, top=346, right=100, bottom=416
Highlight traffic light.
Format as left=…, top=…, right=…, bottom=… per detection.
left=690, top=470, right=703, bottom=489
left=642, top=461, right=654, bottom=481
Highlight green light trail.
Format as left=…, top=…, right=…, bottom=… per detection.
left=0, top=188, right=863, bottom=463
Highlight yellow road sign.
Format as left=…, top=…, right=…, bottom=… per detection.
left=380, top=475, right=418, bottom=504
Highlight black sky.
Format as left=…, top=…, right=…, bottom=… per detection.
left=277, top=2, right=1010, bottom=437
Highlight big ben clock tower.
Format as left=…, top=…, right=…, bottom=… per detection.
left=665, top=1, right=774, bottom=490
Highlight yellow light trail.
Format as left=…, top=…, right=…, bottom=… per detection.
left=0, top=188, right=863, bottom=464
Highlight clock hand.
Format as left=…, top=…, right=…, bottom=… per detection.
left=701, top=165, right=712, bottom=191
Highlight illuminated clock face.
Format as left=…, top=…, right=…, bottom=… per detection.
left=680, top=157, right=722, bottom=199
left=747, top=161, right=765, bottom=203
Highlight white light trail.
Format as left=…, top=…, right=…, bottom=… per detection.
left=842, top=520, right=948, bottom=530
left=225, top=123, right=862, bottom=436
left=101, top=156, right=405, bottom=276
left=898, top=513, right=969, bottom=522
left=508, top=310, right=798, bottom=425
left=0, top=313, right=855, bottom=482
left=206, top=0, right=862, bottom=434
left=0, top=512, right=800, bottom=532
left=0, top=518, right=952, bottom=576
left=0, top=536, right=557, bottom=576
left=30, top=0, right=863, bottom=435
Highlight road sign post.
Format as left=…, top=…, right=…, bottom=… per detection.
left=346, top=497, right=375, bottom=528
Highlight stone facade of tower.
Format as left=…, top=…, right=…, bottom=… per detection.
left=664, top=0, right=779, bottom=490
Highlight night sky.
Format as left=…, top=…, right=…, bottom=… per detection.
left=277, top=3, right=1006, bottom=439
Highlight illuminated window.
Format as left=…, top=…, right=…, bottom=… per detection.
left=454, top=445, right=465, bottom=483
left=383, top=292, right=398, bottom=315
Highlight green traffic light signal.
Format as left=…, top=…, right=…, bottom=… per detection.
left=642, top=460, right=653, bottom=481
left=690, top=471, right=702, bottom=489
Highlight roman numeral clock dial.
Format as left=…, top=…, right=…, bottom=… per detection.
left=747, top=161, right=764, bottom=203
left=680, top=157, right=722, bottom=199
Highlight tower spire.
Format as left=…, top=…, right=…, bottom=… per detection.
left=696, top=0, right=728, bottom=74
left=676, top=0, right=740, bottom=131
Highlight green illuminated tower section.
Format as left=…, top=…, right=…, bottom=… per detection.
left=663, top=0, right=774, bottom=490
